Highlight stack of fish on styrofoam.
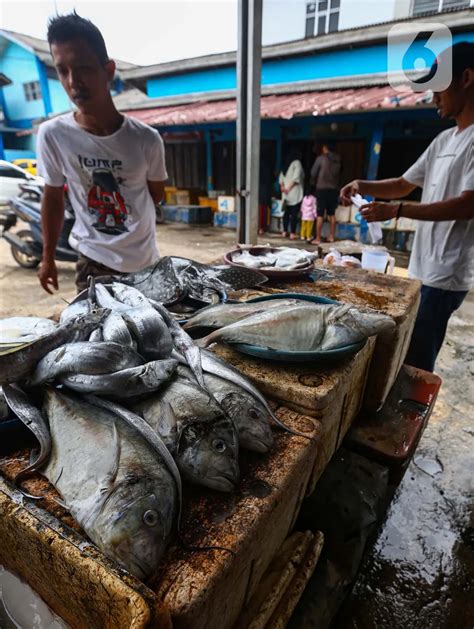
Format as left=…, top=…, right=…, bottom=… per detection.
left=185, top=300, right=396, bottom=352
left=0, top=278, right=308, bottom=581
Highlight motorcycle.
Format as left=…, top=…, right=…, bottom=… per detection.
left=2, top=183, right=78, bottom=269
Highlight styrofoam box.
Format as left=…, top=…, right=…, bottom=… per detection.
left=396, top=217, right=417, bottom=231
left=217, top=196, right=236, bottom=212
left=350, top=205, right=362, bottom=225
left=335, top=205, right=350, bottom=223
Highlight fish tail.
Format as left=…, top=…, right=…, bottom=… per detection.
left=196, top=330, right=220, bottom=348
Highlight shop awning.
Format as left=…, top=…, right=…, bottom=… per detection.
left=124, top=85, right=431, bottom=127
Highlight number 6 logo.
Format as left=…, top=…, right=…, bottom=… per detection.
left=387, top=23, right=452, bottom=92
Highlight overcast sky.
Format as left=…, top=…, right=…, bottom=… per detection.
left=1, top=0, right=239, bottom=66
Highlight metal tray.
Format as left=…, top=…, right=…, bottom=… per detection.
left=224, top=247, right=315, bottom=280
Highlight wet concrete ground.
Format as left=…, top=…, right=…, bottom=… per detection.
left=0, top=222, right=472, bottom=627
left=335, top=291, right=474, bottom=629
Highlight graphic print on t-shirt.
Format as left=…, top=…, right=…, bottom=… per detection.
left=77, top=155, right=130, bottom=235
left=87, top=168, right=128, bottom=234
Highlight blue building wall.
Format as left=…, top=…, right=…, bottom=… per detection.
left=48, top=77, right=70, bottom=113
left=0, top=40, right=45, bottom=122
left=147, top=31, right=474, bottom=98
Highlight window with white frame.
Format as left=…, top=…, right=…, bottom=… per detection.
left=412, top=0, right=469, bottom=16
left=306, top=0, right=340, bottom=38
left=23, top=81, right=42, bottom=101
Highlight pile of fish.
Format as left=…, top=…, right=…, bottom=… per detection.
left=0, top=276, right=306, bottom=581
left=230, top=247, right=317, bottom=271
left=94, top=255, right=268, bottom=318
left=185, top=300, right=396, bottom=352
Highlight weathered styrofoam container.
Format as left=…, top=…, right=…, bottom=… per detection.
left=214, top=338, right=375, bottom=494
left=0, top=407, right=321, bottom=629
left=254, top=264, right=422, bottom=411
left=396, top=217, right=417, bottom=231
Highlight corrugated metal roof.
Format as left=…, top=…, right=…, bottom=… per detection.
left=124, top=85, right=431, bottom=126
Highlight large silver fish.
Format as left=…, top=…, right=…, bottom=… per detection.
left=28, top=342, right=143, bottom=387
left=176, top=365, right=273, bottom=453
left=60, top=359, right=178, bottom=398
left=200, top=304, right=395, bottom=351
left=102, top=312, right=135, bottom=348
left=2, top=384, right=50, bottom=480
left=42, top=389, right=178, bottom=579
left=0, top=316, right=58, bottom=344
left=183, top=299, right=300, bottom=332
left=0, top=310, right=109, bottom=385
left=132, top=374, right=240, bottom=492
left=59, top=301, right=90, bottom=324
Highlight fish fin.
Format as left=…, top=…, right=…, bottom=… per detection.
left=52, top=496, right=70, bottom=511
left=99, top=422, right=121, bottom=497
left=269, top=407, right=318, bottom=440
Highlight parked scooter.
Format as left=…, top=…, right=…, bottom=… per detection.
left=2, top=183, right=78, bottom=268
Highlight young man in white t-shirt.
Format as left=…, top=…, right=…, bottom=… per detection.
left=37, top=13, right=168, bottom=293
left=340, top=42, right=474, bottom=372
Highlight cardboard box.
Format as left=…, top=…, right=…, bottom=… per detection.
left=175, top=190, right=190, bottom=205
left=217, top=195, right=235, bottom=212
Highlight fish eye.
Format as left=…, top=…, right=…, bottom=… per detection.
left=212, top=439, right=227, bottom=453
left=143, top=509, right=159, bottom=527
left=248, top=408, right=261, bottom=419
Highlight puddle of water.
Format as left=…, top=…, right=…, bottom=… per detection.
left=0, top=565, right=68, bottom=629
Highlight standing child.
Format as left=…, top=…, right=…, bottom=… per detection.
left=300, top=187, right=317, bottom=242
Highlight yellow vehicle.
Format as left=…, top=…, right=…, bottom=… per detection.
left=12, top=158, right=37, bottom=176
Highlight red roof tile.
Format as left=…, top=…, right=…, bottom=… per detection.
left=124, top=86, right=430, bottom=126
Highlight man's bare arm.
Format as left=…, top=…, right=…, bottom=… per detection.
left=340, top=177, right=417, bottom=204
left=38, top=184, right=64, bottom=294
left=147, top=180, right=165, bottom=205
left=361, top=191, right=474, bottom=223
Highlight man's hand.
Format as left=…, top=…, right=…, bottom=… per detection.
left=360, top=201, right=399, bottom=223
left=340, top=180, right=360, bottom=206
left=38, top=259, right=59, bottom=294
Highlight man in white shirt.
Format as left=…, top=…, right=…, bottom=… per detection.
left=37, top=13, right=167, bottom=293
left=340, top=42, right=474, bottom=372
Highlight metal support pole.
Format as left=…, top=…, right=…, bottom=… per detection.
left=236, top=0, right=262, bottom=244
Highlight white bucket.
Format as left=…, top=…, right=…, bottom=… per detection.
left=361, top=248, right=395, bottom=274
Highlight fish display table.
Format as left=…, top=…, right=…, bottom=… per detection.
left=248, top=264, right=421, bottom=411
left=0, top=407, right=322, bottom=628
left=213, top=339, right=375, bottom=492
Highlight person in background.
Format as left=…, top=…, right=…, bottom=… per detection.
left=37, top=12, right=167, bottom=294
left=258, top=158, right=274, bottom=235
left=340, top=41, right=474, bottom=373
left=310, top=142, right=342, bottom=244
left=300, top=185, right=318, bottom=242
left=279, top=149, right=304, bottom=240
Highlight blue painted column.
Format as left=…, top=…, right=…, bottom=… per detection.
left=366, top=121, right=384, bottom=181
left=0, top=132, right=5, bottom=160
left=204, top=129, right=213, bottom=193
left=35, top=57, right=52, bottom=117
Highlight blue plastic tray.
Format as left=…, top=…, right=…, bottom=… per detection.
left=230, top=293, right=366, bottom=363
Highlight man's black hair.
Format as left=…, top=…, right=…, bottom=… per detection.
left=47, top=11, right=109, bottom=65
